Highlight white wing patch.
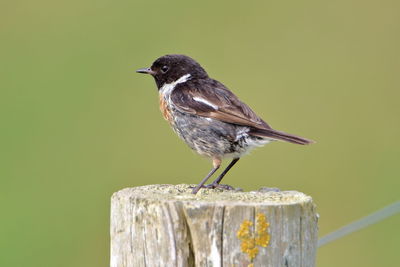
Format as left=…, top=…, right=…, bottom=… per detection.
left=193, top=96, right=219, bottom=110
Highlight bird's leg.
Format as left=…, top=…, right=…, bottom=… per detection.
left=205, top=158, right=240, bottom=189
left=191, top=158, right=221, bottom=194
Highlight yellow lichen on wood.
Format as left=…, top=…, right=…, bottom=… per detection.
left=255, top=213, right=270, bottom=247
left=237, top=220, right=259, bottom=260
left=237, top=213, right=271, bottom=263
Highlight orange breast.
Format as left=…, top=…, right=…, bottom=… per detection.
left=159, top=95, right=173, bottom=124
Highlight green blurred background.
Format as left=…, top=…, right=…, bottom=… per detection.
left=1, top=0, right=399, bottom=266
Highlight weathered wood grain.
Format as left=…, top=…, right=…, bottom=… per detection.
left=110, top=184, right=318, bottom=267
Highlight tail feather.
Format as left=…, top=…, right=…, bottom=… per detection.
left=249, top=128, right=315, bottom=145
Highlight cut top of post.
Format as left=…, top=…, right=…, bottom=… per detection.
left=112, top=184, right=312, bottom=205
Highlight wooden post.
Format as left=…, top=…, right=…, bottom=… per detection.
left=110, top=184, right=318, bottom=267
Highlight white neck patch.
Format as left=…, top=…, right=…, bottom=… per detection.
left=159, top=74, right=191, bottom=96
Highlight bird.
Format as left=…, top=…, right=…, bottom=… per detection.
left=136, top=54, right=314, bottom=194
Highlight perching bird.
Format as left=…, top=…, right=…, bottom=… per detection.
left=137, top=54, right=314, bottom=194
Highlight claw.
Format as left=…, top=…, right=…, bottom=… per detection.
left=190, top=183, right=236, bottom=191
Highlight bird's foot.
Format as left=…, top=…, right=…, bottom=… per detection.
left=203, top=183, right=237, bottom=191
left=189, top=183, right=242, bottom=194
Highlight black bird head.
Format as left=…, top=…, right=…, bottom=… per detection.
left=137, top=54, right=208, bottom=89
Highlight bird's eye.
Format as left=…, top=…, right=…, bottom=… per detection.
left=161, top=65, right=169, bottom=73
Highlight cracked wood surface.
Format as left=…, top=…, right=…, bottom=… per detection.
left=110, top=184, right=318, bottom=267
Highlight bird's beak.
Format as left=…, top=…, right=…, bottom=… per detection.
left=136, top=67, right=156, bottom=75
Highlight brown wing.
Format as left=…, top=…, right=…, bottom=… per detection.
left=170, top=79, right=271, bottom=130
left=171, top=79, right=315, bottom=145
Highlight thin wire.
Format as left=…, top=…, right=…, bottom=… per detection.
left=318, top=201, right=400, bottom=247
